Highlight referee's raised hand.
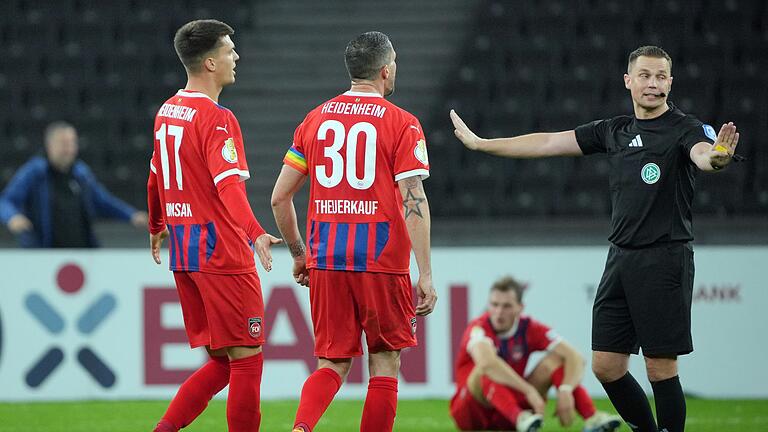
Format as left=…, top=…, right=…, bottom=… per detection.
left=450, top=109, right=481, bottom=150
left=710, top=122, right=740, bottom=169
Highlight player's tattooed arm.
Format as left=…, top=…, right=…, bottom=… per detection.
left=402, top=177, right=426, bottom=219
left=288, top=239, right=305, bottom=258
left=397, top=174, right=434, bottom=315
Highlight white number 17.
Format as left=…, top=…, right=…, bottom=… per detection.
left=155, top=123, right=185, bottom=190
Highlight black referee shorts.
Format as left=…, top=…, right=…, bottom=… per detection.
left=592, top=242, right=695, bottom=356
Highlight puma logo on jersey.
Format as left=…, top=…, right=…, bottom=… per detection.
left=216, top=125, right=229, bottom=133
left=629, top=134, right=643, bottom=147
left=409, top=125, right=420, bottom=133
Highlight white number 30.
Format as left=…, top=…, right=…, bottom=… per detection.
left=315, top=120, right=377, bottom=190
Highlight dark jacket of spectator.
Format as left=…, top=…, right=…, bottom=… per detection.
left=0, top=156, right=138, bottom=247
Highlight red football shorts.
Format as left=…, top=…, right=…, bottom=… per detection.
left=449, top=384, right=529, bottom=431
left=309, top=269, right=417, bottom=358
left=173, top=271, right=265, bottom=350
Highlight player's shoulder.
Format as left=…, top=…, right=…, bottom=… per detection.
left=383, top=99, right=421, bottom=125
left=467, top=313, right=491, bottom=331
left=520, top=314, right=549, bottom=330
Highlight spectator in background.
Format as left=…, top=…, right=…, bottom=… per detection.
left=0, top=121, right=147, bottom=247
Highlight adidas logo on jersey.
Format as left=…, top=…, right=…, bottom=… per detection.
left=629, top=134, right=643, bottom=147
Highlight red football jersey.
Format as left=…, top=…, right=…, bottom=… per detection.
left=283, top=91, right=430, bottom=274
left=150, top=90, right=255, bottom=274
left=454, top=313, right=561, bottom=389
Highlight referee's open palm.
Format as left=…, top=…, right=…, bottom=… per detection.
left=710, top=122, right=740, bottom=168
left=450, top=109, right=481, bottom=150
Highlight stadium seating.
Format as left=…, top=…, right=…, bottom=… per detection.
left=0, top=0, right=765, bottom=221
left=0, top=0, right=253, bottom=187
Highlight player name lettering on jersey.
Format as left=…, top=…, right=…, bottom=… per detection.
left=315, top=199, right=379, bottom=215
left=320, top=101, right=386, bottom=118
left=157, top=103, right=197, bottom=122
left=166, top=202, right=193, bottom=217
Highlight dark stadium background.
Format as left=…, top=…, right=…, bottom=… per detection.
left=1, top=0, right=765, bottom=247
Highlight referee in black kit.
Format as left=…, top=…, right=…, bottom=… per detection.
left=450, top=45, right=740, bottom=432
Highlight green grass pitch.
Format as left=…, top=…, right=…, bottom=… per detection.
left=1, top=398, right=766, bottom=431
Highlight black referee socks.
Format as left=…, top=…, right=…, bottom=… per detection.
left=651, top=375, right=686, bottom=432
left=601, top=372, right=657, bottom=432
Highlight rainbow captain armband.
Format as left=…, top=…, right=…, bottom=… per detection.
left=284, top=144, right=308, bottom=174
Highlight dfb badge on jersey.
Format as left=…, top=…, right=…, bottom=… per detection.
left=248, top=317, right=262, bottom=338
left=641, top=162, right=661, bottom=184
left=414, top=139, right=429, bottom=165
left=222, top=138, right=238, bottom=163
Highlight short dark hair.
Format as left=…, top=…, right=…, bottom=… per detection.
left=44, top=121, right=75, bottom=144
left=628, top=45, right=672, bottom=72
left=174, top=19, right=234, bottom=72
left=344, top=31, right=394, bottom=80
left=490, top=276, right=526, bottom=303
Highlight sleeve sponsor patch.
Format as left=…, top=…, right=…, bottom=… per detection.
left=222, top=138, right=238, bottom=163
left=703, top=124, right=717, bottom=141
left=414, top=139, right=429, bottom=165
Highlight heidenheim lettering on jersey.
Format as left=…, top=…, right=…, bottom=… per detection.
left=158, top=104, right=197, bottom=122
left=320, top=101, right=386, bottom=118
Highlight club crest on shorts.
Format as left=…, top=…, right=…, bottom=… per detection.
left=410, top=317, right=417, bottom=335
left=248, top=317, right=262, bottom=338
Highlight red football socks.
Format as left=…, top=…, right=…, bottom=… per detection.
left=360, top=376, right=399, bottom=432
left=551, top=365, right=596, bottom=419
left=293, top=367, right=343, bottom=432
left=155, top=355, right=230, bottom=432
left=480, top=376, right=524, bottom=424
left=227, top=352, right=264, bottom=432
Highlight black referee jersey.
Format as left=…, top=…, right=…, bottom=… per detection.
left=574, top=103, right=716, bottom=248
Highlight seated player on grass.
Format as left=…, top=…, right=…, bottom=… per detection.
left=450, top=276, right=622, bottom=432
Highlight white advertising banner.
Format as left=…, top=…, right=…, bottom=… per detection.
left=0, top=247, right=765, bottom=401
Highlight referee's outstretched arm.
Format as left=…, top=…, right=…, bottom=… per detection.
left=450, top=109, right=583, bottom=158
left=689, top=122, right=740, bottom=172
